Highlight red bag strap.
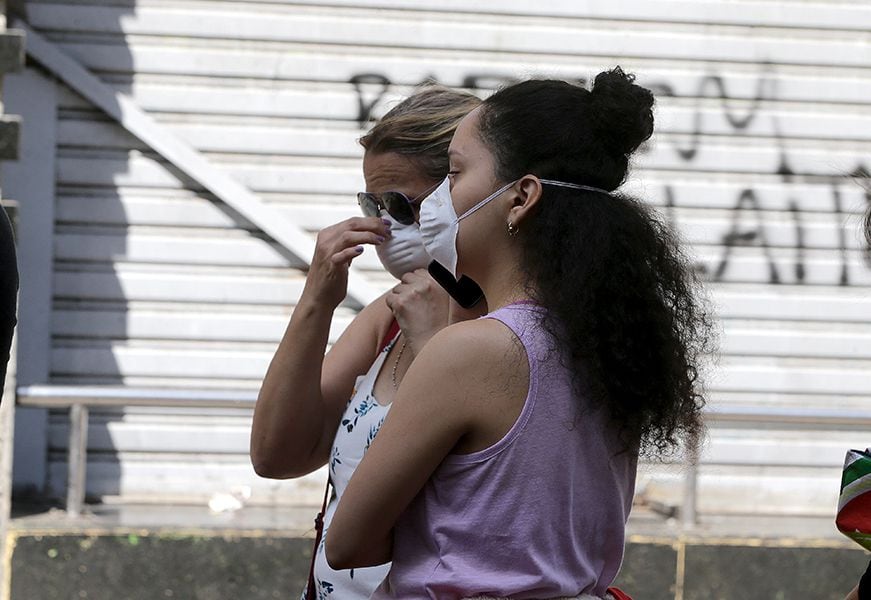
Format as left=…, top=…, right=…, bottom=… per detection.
left=378, top=318, right=401, bottom=354
left=607, top=587, right=633, bottom=600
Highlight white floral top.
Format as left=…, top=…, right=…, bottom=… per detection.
left=306, top=334, right=396, bottom=599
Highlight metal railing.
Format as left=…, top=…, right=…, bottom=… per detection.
left=13, top=385, right=871, bottom=523
left=16, top=385, right=257, bottom=517
left=680, top=404, right=871, bottom=528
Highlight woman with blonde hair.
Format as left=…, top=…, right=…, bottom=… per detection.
left=250, top=85, right=481, bottom=599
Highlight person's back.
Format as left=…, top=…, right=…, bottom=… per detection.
left=378, top=302, right=635, bottom=600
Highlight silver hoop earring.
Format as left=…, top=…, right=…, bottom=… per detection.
left=507, top=221, right=519, bottom=236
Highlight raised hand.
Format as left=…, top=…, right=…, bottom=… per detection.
left=303, top=216, right=392, bottom=309
left=385, top=268, right=450, bottom=356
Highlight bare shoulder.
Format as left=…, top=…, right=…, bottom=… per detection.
left=408, top=314, right=529, bottom=454
left=424, top=316, right=516, bottom=355
left=354, top=291, right=395, bottom=335
left=332, top=292, right=395, bottom=356
left=322, top=292, right=395, bottom=401
left=413, top=316, right=526, bottom=385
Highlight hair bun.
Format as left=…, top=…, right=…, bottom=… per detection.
left=589, top=67, right=654, bottom=157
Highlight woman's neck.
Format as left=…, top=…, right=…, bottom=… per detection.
left=474, top=264, right=533, bottom=312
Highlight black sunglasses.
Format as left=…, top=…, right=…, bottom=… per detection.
left=357, top=182, right=440, bottom=225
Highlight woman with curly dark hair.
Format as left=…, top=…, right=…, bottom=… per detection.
left=327, top=68, right=712, bottom=600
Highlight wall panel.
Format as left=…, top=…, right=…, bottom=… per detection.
left=16, top=0, right=870, bottom=511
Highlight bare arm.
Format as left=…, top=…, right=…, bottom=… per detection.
left=250, top=216, right=392, bottom=479
left=325, top=319, right=526, bottom=569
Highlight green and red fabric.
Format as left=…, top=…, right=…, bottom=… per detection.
left=836, top=448, right=871, bottom=551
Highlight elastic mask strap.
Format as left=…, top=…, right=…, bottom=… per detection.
left=455, top=180, right=518, bottom=223
left=540, top=179, right=612, bottom=195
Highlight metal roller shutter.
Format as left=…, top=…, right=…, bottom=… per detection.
left=8, top=0, right=871, bottom=514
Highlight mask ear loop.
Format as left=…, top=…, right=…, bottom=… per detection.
left=539, top=179, right=612, bottom=195
left=455, top=179, right=519, bottom=223
left=454, top=177, right=611, bottom=225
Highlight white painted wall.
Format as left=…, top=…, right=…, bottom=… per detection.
left=11, top=0, right=871, bottom=514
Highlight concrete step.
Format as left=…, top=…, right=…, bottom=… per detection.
left=6, top=503, right=869, bottom=600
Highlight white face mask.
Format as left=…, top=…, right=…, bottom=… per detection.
left=374, top=214, right=432, bottom=280
left=419, top=176, right=612, bottom=277
left=418, top=177, right=516, bottom=277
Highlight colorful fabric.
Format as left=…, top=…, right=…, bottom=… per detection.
left=836, top=448, right=871, bottom=551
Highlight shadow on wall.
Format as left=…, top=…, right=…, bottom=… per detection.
left=7, top=0, right=306, bottom=506
left=4, top=0, right=135, bottom=503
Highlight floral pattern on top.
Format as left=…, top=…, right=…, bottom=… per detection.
left=341, top=395, right=377, bottom=433
left=305, top=335, right=397, bottom=599
left=329, top=446, right=341, bottom=478
left=365, top=417, right=386, bottom=451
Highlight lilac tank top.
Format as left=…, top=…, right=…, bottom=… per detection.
left=372, top=303, right=637, bottom=600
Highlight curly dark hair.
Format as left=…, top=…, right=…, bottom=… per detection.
left=478, top=68, right=714, bottom=456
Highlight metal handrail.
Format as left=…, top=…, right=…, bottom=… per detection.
left=17, top=385, right=257, bottom=409
left=705, top=404, right=871, bottom=427
left=680, top=404, right=871, bottom=528
left=16, top=385, right=258, bottom=517
left=14, top=385, right=871, bottom=522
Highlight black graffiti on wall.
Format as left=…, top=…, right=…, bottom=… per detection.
left=653, top=70, right=869, bottom=286
left=349, top=70, right=871, bottom=286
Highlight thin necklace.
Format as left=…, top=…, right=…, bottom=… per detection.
left=391, top=337, right=408, bottom=390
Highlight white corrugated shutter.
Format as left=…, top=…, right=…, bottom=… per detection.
left=15, top=0, right=871, bottom=513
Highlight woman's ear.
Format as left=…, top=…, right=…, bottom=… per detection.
left=508, top=175, right=543, bottom=227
